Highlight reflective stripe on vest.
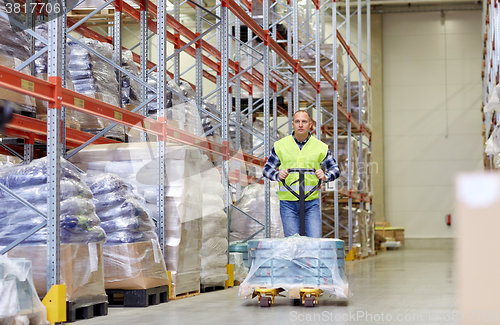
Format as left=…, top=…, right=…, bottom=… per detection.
left=274, top=135, right=328, bottom=201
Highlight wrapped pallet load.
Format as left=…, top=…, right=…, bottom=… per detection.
left=230, top=182, right=284, bottom=242
left=200, top=157, right=228, bottom=287
left=67, top=38, right=124, bottom=141
left=0, top=158, right=107, bottom=303
left=0, top=0, right=36, bottom=115
left=85, top=173, right=169, bottom=290
left=68, top=142, right=203, bottom=298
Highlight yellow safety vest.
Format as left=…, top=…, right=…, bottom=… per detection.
left=274, top=135, right=328, bottom=201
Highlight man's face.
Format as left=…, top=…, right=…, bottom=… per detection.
left=292, top=112, right=312, bottom=138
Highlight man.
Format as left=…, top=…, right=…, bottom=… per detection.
left=263, top=110, right=341, bottom=238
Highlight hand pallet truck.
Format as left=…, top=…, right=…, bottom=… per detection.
left=254, top=168, right=323, bottom=307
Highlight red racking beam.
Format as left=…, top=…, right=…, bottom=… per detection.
left=336, top=31, right=370, bottom=84
left=225, top=0, right=318, bottom=91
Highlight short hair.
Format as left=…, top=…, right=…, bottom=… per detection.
left=293, top=110, right=311, bottom=121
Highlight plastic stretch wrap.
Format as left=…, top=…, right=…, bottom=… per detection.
left=356, top=209, right=368, bottom=258
left=70, top=143, right=203, bottom=296
left=34, top=24, right=79, bottom=129
left=342, top=82, right=372, bottom=130
left=322, top=136, right=359, bottom=191
left=229, top=112, right=253, bottom=152
left=230, top=183, right=284, bottom=242
left=361, top=147, right=372, bottom=195
left=229, top=253, right=248, bottom=283
left=200, top=159, right=228, bottom=285
left=239, top=236, right=348, bottom=299
left=67, top=38, right=124, bottom=141
left=5, top=243, right=106, bottom=301
left=120, top=50, right=141, bottom=107
left=485, top=125, right=500, bottom=156
left=0, top=256, right=48, bottom=325
left=335, top=205, right=364, bottom=249
left=102, top=239, right=169, bottom=290
left=0, top=158, right=106, bottom=246
left=366, top=210, right=375, bottom=256
left=0, top=0, right=36, bottom=114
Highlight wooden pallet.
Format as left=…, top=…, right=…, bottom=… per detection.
left=66, top=295, right=108, bottom=323
left=170, top=290, right=200, bottom=300
left=200, top=284, right=225, bottom=293
left=106, top=285, right=169, bottom=307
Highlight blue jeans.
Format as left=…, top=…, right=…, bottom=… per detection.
left=280, top=199, right=321, bottom=238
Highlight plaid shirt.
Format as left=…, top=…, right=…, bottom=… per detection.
left=263, top=132, right=341, bottom=182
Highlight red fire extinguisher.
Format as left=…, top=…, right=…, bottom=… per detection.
left=445, top=214, right=451, bottom=226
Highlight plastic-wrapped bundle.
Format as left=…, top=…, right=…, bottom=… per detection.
left=335, top=205, right=362, bottom=250
left=120, top=50, right=141, bottom=107
left=0, top=157, right=106, bottom=246
left=342, top=81, right=372, bottom=130
left=69, top=143, right=203, bottom=296
left=0, top=256, right=47, bottom=325
left=356, top=209, right=368, bottom=258
left=67, top=38, right=124, bottom=141
left=228, top=112, right=253, bottom=152
left=361, top=147, right=372, bottom=195
left=85, top=173, right=169, bottom=290
left=85, top=173, right=156, bottom=245
left=239, top=236, right=348, bottom=300
left=200, top=158, right=228, bottom=286
left=229, top=253, right=248, bottom=283
left=366, top=210, right=375, bottom=256
left=0, top=0, right=36, bottom=115
left=230, top=182, right=284, bottom=242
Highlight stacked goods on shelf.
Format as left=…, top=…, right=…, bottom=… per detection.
left=239, top=236, right=348, bottom=300
left=120, top=50, right=141, bottom=109
left=298, top=44, right=345, bottom=104
left=362, top=147, right=373, bottom=196
left=341, top=81, right=372, bottom=130
left=366, top=210, right=375, bottom=256
left=0, top=158, right=107, bottom=302
left=0, top=0, right=36, bottom=116
left=69, top=142, right=203, bottom=297
left=484, top=85, right=500, bottom=167
left=321, top=135, right=359, bottom=192
left=33, top=23, right=80, bottom=130
left=199, top=158, right=228, bottom=286
left=0, top=256, right=47, bottom=325
left=67, top=38, right=124, bottom=141
left=85, top=173, right=169, bottom=290
left=229, top=182, right=284, bottom=242
left=144, top=73, right=203, bottom=141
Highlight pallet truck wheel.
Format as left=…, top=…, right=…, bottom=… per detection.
left=304, top=297, right=315, bottom=307
left=293, top=299, right=301, bottom=306
left=260, top=297, right=271, bottom=307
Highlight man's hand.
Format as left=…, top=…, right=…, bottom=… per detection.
left=315, top=169, right=327, bottom=181
left=278, top=169, right=289, bottom=181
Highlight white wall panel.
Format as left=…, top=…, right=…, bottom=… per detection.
left=383, top=11, right=482, bottom=239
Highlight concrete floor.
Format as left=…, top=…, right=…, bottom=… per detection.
left=82, top=249, right=456, bottom=325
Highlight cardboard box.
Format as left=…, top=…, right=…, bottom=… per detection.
left=103, top=241, right=169, bottom=290
left=6, top=243, right=106, bottom=301
left=0, top=55, right=36, bottom=109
